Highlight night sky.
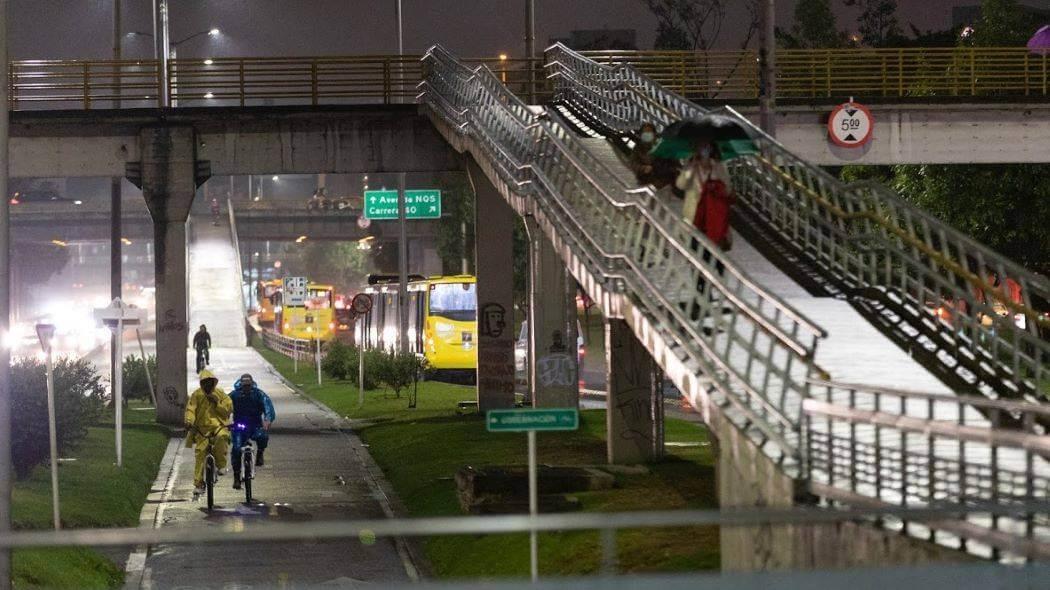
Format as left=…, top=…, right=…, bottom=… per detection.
left=7, top=1, right=1034, bottom=62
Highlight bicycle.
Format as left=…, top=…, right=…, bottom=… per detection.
left=190, top=425, right=229, bottom=511
left=195, top=347, right=209, bottom=373
left=230, top=422, right=256, bottom=505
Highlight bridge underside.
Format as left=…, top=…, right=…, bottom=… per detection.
left=731, top=102, right=1050, bottom=165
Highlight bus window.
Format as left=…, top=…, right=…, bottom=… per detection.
left=429, top=282, right=476, bottom=322
left=305, top=288, right=332, bottom=310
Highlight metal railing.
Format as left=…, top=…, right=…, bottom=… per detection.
left=581, top=47, right=1050, bottom=99
left=7, top=48, right=1049, bottom=110
left=5, top=504, right=1049, bottom=575
left=261, top=328, right=312, bottom=362
left=421, top=44, right=826, bottom=465
left=7, top=55, right=548, bottom=109
left=545, top=42, right=1050, bottom=403
left=804, top=380, right=1050, bottom=559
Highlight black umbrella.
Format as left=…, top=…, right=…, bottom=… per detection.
left=651, top=115, right=752, bottom=159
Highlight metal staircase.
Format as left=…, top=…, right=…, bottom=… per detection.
left=418, top=44, right=1050, bottom=561
left=544, top=43, right=1050, bottom=405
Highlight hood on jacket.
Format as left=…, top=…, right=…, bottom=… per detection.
left=198, top=369, right=218, bottom=390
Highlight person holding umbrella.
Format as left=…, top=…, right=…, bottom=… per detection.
left=678, top=141, right=735, bottom=252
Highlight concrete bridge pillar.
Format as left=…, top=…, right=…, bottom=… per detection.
left=605, top=318, right=658, bottom=464
left=467, top=158, right=515, bottom=411
left=135, top=126, right=201, bottom=425
left=524, top=216, right=579, bottom=409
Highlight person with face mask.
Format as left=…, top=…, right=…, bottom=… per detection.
left=228, top=373, right=276, bottom=490
left=676, top=142, right=735, bottom=323
left=630, top=123, right=681, bottom=191
left=676, top=142, right=734, bottom=251
left=185, top=369, right=233, bottom=496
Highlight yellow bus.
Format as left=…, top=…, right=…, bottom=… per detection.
left=361, top=275, right=477, bottom=373
left=255, top=279, right=283, bottom=326
left=278, top=283, right=335, bottom=341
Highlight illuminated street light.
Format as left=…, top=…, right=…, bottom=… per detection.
left=50, top=240, right=68, bottom=247
left=295, top=235, right=308, bottom=243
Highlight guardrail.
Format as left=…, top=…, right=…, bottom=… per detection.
left=804, top=380, right=1050, bottom=559
left=8, top=48, right=1047, bottom=111
left=4, top=504, right=1048, bottom=574
left=7, top=55, right=547, bottom=110
left=581, top=47, right=1050, bottom=99
left=260, top=328, right=312, bottom=361
left=545, top=42, right=1050, bottom=403
left=422, top=44, right=827, bottom=466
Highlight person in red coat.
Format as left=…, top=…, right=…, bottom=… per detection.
left=676, top=142, right=736, bottom=323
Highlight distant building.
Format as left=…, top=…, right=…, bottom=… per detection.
left=952, top=3, right=1050, bottom=28
left=549, top=29, right=637, bottom=51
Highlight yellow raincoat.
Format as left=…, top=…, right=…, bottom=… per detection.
left=185, top=369, right=232, bottom=486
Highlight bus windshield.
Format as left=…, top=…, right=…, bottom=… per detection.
left=429, top=282, right=476, bottom=322
left=305, top=288, right=332, bottom=310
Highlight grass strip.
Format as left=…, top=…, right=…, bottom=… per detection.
left=12, top=401, right=170, bottom=588
left=254, top=341, right=720, bottom=578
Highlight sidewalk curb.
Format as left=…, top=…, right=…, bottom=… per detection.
left=124, top=435, right=184, bottom=590
left=256, top=348, right=433, bottom=581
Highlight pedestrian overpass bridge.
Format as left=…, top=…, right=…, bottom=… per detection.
left=7, top=46, right=1049, bottom=570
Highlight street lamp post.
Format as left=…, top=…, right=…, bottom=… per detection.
left=131, top=18, right=219, bottom=107
left=34, top=323, right=60, bottom=530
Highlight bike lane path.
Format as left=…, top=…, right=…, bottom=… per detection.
left=130, top=346, right=417, bottom=589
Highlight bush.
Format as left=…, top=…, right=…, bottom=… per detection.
left=10, top=357, right=106, bottom=479
left=321, top=341, right=352, bottom=380
left=122, top=354, right=156, bottom=401
left=374, top=351, right=429, bottom=399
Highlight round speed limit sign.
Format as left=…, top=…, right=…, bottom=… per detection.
left=827, top=102, right=874, bottom=148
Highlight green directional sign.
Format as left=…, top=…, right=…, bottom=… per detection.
left=486, top=408, right=579, bottom=432
left=363, top=189, right=442, bottom=220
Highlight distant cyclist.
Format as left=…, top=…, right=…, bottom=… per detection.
left=185, top=369, right=232, bottom=496
left=229, top=373, right=276, bottom=490
left=193, top=325, right=211, bottom=373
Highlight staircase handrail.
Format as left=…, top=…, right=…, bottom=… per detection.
left=421, top=44, right=827, bottom=457
left=545, top=42, right=1050, bottom=400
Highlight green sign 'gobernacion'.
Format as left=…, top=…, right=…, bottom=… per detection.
left=486, top=408, right=580, bottom=432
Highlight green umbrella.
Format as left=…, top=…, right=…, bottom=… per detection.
left=649, top=136, right=695, bottom=160
left=715, top=138, right=759, bottom=161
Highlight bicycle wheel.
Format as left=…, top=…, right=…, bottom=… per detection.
left=242, top=447, right=253, bottom=504
left=205, top=455, right=215, bottom=510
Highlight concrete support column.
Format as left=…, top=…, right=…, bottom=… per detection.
left=605, top=318, right=656, bottom=464
left=138, top=127, right=198, bottom=425
left=467, top=158, right=515, bottom=411
left=524, top=216, right=578, bottom=408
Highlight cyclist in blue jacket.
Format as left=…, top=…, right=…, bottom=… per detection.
left=229, top=373, right=276, bottom=490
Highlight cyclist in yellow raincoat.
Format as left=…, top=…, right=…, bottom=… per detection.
left=184, top=369, right=233, bottom=494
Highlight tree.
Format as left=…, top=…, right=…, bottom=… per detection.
left=837, top=0, right=1050, bottom=279
left=890, top=164, right=1050, bottom=275
left=843, top=0, right=903, bottom=47
left=654, top=21, right=691, bottom=50
left=435, top=174, right=475, bottom=276
left=11, top=357, right=106, bottom=479
left=641, top=0, right=760, bottom=51
left=278, top=240, right=371, bottom=291
left=786, top=0, right=843, bottom=49
left=970, top=0, right=1037, bottom=47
